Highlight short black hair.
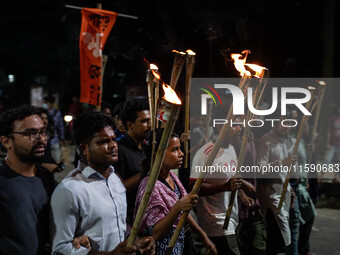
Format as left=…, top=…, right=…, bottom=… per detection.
left=72, top=111, right=115, bottom=147
left=121, top=99, right=149, bottom=130
left=112, top=102, right=125, bottom=118
left=101, top=102, right=112, bottom=114
left=0, top=105, right=41, bottom=137
left=43, top=95, right=55, bottom=104
left=38, top=107, right=48, bottom=116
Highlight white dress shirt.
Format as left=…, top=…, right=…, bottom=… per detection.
left=51, top=161, right=127, bottom=254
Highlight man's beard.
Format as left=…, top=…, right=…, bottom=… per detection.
left=14, top=143, right=45, bottom=163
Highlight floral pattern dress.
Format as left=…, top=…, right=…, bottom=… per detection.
left=134, top=171, right=187, bottom=255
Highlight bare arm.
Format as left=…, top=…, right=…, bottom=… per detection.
left=188, top=179, right=242, bottom=196
left=151, top=194, right=198, bottom=240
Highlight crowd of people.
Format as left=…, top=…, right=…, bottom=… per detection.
left=0, top=95, right=339, bottom=255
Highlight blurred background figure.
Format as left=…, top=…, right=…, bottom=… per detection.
left=68, top=96, right=84, bottom=119
left=0, top=99, right=4, bottom=115
left=112, top=102, right=126, bottom=142
left=38, top=107, right=65, bottom=174
left=101, top=102, right=113, bottom=117
left=43, top=95, right=65, bottom=163
left=324, top=103, right=340, bottom=181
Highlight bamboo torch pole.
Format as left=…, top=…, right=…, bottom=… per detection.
left=127, top=85, right=182, bottom=247
left=204, top=99, right=214, bottom=137
left=160, top=50, right=186, bottom=129
left=308, top=81, right=326, bottom=164
left=311, top=81, right=326, bottom=142
left=223, top=68, right=269, bottom=229
left=184, top=50, right=196, bottom=168
left=146, top=69, right=155, bottom=132
left=276, top=86, right=316, bottom=214
left=155, top=73, right=160, bottom=129
left=149, top=65, right=161, bottom=170
left=170, top=50, right=187, bottom=89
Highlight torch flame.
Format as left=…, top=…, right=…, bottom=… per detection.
left=186, top=49, right=196, bottom=55
left=162, top=83, right=181, bottom=105
left=231, top=53, right=251, bottom=77
left=150, top=64, right=158, bottom=70
left=152, top=71, right=160, bottom=80
left=150, top=64, right=161, bottom=80
left=172, top=50, right=186, bottom=55
left=245, top=64, right=267, bottom=78
left=318, top=80, right=326, bottom=86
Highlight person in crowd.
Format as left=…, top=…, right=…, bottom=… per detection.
left=51, top=111, right=155, bottom=254
left=67, top=96, right=84, bottom=143
left=295, top=122, right=317, bottom=255
left=0, top=105, right=55, bottom=254
left=135, top=128, right=217, bottom=255
left=231, top=116, right=266, bottom=255
left=284, top=109, right=300, bottom=255
left=112, top=102, right=127, bottom=142
left=101, top=102, right=113, bottom=117
left=69, top=96, right=84, bottom=119
left=43, top=95, right=65, bottom=162
left=256, top=108, right=297, bottom=255
left=189, top=109, right=243, bottom=255
left=37, top=107, right=65, bottom=174
left=324, top=103, right=340, bottom=180
left=0, top=105, right=95, bottom=254
left=0, top=99, right=4, bottom=115
left=114, top=99, right=151, bottom=229
left=289, top=110, right=317, bottom=255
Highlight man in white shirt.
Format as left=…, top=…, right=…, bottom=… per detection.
left=190, top=122, right=243, bottom=255
left=51, top=112, right=154, bottom=255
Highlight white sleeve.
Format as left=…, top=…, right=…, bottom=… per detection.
left=51, top=185, right=89, bottom=255
left=190, top=147, right=207, bottom=180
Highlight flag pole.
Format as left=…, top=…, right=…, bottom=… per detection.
left=65, top=4, right=139, bottom=19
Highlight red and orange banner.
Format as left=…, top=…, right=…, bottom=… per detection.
left=79, top=8, right=117, bottom=106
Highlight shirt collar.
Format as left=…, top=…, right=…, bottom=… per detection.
left=77, top=160, right=114, bottom=179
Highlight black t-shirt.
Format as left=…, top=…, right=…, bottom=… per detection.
left=0, top=160, right=55, bottom=255
left=114, top=134, right=145, bottom=225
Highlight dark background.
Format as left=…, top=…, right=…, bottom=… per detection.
left=0, top=0, right=338, bottom=113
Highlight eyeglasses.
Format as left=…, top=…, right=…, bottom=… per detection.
left=10, top=128, right=47, bottom=141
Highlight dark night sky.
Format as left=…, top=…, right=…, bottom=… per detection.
left=0, top=0, right=338, bottom=111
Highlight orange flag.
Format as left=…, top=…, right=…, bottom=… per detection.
left=79, top=8, right=117, bottom=106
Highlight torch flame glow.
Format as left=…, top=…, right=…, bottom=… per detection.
left=172, top=50, right=186, bottom=55
left=231, top=53, right=251, bottom=77
left=186, top=49, right=196, bottom=55
left=150, top=64, right=161, bottom=80
left=318, top=80, right=326, bottom=86
left=152, top=71, right=160, bottom=80
left=150, top=64, right=158, bottom=70
left=162, top=83, right=182, bottom=105
left=245, top=64, right=267, bottom=78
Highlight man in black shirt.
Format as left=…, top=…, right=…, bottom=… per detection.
left=115, top=99, right=151, bottom=228
left=0, top=105, right=91, bottom=255
left=0, top=105, right=55, bottom=254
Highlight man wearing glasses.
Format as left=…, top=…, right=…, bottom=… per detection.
left=0, top=105, right=55, bottom=254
